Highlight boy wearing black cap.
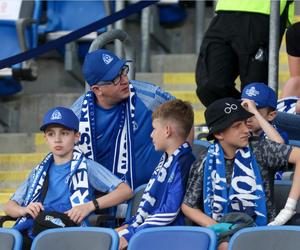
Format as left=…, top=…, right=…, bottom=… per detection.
left=4, top=107, right=132, bottom=249
left=181, top=98, right=300, bottom=250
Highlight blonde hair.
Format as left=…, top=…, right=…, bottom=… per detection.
left=152, top=99, right=194, bottom=139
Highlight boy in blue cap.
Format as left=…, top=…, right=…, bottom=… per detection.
left=4, top=107, right=132, bottom=249
left=241, top=82, right=289, bottom=144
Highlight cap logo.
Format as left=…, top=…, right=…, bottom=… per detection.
left=50, top=110, right=62, bottom=120
left=224, top=103, right=237, bottom=114
left=102, top=54, right=113, bottom=65
left=245, top=86, right=259, bottom=97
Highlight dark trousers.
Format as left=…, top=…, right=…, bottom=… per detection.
left=196, top=11, right=286, bottom=107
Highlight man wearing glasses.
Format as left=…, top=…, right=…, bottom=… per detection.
left=71, top=49, right=175, bottom=194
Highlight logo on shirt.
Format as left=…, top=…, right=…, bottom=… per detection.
left=51, top=110, right=62, bottom=120
left=102, top=54, right=113, bottom=65
left=245, top=87, right=259, bottom=97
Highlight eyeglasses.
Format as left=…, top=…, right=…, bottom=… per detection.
left=98, top=65, right=129, bottom=86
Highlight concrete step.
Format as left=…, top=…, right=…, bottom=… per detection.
left=0, top=153, right=44, bottom=169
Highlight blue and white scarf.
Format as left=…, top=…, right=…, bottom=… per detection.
left=277, top=97, right=298, bottom=114
left=14, top=149, right=91, bottom=230
left=78, top=83, right=136, bottom=188
left=127, top=143, right=191, bottom=229
left=203, top=143, right=267, bottom=226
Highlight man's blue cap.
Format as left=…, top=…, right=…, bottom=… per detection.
left=241, top=82, right=277, bottom=110
left=40, top=107, right=79, bottom=132
left=82, top=49, right=126, bottom=86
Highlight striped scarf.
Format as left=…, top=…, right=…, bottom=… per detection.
left=203, top=143, right=267, bottom=226
left=78, top=84, right=136, bottom=188
left=14, top=149, right=91, bottom=230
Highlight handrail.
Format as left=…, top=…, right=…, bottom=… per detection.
left=88, top=29, right=136, bottom=81
left=268, top=0, right=280, bottom=95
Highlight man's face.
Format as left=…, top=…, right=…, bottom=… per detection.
left=92, top=65, right=130, bottom=108
left=217, top=120, right=250, bottom=148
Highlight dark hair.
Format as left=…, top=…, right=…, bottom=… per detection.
left=152, top=99, right=194, bottom=139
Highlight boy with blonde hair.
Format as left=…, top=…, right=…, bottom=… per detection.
left=117, top=99, right=195, bottom=249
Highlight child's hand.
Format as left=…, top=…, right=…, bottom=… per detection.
left=65, top=202, right=94, bottom=224
left=24, top=202, right=44, bottom=218
left=241, top=99, right=258, bottom=114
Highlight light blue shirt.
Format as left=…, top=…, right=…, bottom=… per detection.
left=11, top=158, right=122, bottom=206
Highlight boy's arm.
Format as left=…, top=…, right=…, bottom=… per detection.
left=181, top=203, right=217, bottom=227
left=269, top=146, right=300, bottom=225
left=65, top=182, right=132, bottom=224
left=4, top=200, right=44, bottom=219
left=65, top=159, right=132, bottom=223
left=242, top=99, right=284, bottom=143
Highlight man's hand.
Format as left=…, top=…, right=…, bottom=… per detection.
left=23, top=202, right=44, bottom=218
left=65, top=202, right=94, bottom=224
left=118, top=236, right=128, bottom=250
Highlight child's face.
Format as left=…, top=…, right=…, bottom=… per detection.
left=246, top=107, right=274, bottom=134
left=44, top=125, right=80, bottom=162
left=216, top=120, right=250, bottom=148
left=151, top=118, right=167, bottom=152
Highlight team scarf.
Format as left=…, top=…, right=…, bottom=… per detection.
left=78, top=83, right=136, bottom=188
left=203, top=142, right=267, bottom=226
left=14, top=148, right=91, bottom=230
left=277, top=96, right=298, bottom=114
left=130, top=143, right=191, bottom=228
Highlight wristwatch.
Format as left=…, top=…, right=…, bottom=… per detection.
left=92, top=199, right=100, bottom=210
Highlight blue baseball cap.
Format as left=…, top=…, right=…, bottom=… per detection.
left=40, top=107, right=79, bottom=132
left=241, top=83, right=277, bottom=110
left=82, top=49, right=126, bottom=86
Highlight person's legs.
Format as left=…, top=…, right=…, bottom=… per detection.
left=281, top=76, right=300, bottom=98
left=218, top=241, right=229, bottom=250
left=196, top=38, right=240, bottom=106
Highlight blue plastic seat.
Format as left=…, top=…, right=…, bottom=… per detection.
left=127, top=226, right=217, bottom=250
left=30, top=227, right=119, bottom=250
left=0, top=228, right=23, bottom=250
left=228, top=226, right=300, bottom=250
left=0, top=0, right=41, bottom=96
left=42, top=0, right=107, bottom=33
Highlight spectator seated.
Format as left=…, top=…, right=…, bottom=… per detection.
left=0, top=0, right=41, bottom=96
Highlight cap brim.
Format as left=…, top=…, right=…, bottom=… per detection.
left=206, top=110, right=253, bottom=141
left=40, top=122, right=78, bottom=132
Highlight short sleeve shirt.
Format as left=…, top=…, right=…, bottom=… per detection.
left=183, top=137, right=293, bottom=222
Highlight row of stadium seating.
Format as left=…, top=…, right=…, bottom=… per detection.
left=2, top=224, right=300, bottom=250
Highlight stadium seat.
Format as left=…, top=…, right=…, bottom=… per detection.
left=0, top=0, right=41, bottom=96
left=125, top=184, right=147, bottom=221
left=274, top=112, right=300, bottom=141
left=228, top=226, right=300, bottom=250
left=30, top=227, right=119, bottom=250
left=0, top=228, right=23, bottom=250
left=127, top=226, right=217, bottom=250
